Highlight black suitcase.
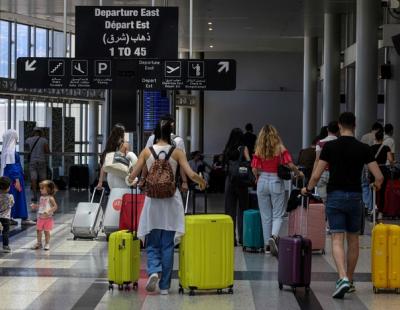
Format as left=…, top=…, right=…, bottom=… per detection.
left=69, top=165, right=89, bottom=190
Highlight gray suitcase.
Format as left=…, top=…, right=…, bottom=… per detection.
left=71, top=188, right=104, bottom=240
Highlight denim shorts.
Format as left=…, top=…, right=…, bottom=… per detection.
left=326, top=191, right=363, bottom=233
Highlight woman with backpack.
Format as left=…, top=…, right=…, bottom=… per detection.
left=223, top=128, right=251, bottom=247
left=126, top=120, right=206, bottom=295
left=251, top=125, right=303, bottom=256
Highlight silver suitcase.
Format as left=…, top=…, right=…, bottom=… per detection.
left=71, top=188, right=104, bottom=240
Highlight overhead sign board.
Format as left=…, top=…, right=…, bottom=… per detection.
left=75, top=6, right=178, bottom=58
left=17, top=58, right=236, bottom=91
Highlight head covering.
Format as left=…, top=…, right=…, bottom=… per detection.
left=1, top=129, right=18, bottom=176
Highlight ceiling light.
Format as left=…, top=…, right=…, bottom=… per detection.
left=209, top=45, right=214, bottom=48
left=208, top=27, right=213, bottom=31
left=208, top=22, right=212, bottom=25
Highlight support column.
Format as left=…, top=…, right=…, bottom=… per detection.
left=88, top=101, right=99, bottom=184
left=345, top=12, right=356, bottom=113
left=178, top=107, right=188, bottom=146
left=303, top=36, right=318, bottom=148
left=355, top=0, right=379, bottom=138
left=385, top=51, right=400, bottom=154
left=189, top=52, right=202, bottom=152
left=323, top=13, right=341, bottom=125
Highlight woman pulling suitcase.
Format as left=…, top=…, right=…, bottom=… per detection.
left=251, top=125, right=303, bottom=255
left=126, top=120, right=206, bottom=295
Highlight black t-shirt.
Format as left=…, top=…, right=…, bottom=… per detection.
left=370, top=144, right=390, bottom=165
left=243, top=132, right=257, bottom=155
left=319, top=136, right=375, bottom=193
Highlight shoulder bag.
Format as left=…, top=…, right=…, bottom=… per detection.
left=103, top=150, right=132, bottom=178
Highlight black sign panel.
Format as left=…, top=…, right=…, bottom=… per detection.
left=75, top=6, right=178, bottom=58
left=17, top=58, right=115, bottom=89
left=17, top=57, right=236, bottom=91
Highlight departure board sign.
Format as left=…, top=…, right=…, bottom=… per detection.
left=75, top=6, right=178, bottom=58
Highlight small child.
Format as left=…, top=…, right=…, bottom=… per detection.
left=0, top=176, right=15, bottom=253
left=31, top=180, right=58, bottom=251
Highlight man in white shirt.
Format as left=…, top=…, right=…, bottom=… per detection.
left=383, top=123, right=395, bottom=160
left=313, top=121, right=339, bottom=202
left=145, top=115, right=188, bottom=192
left=361, top=122, right=383, bottom=146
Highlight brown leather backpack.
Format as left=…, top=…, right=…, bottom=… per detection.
left=145, top=146, right=176, bottom=199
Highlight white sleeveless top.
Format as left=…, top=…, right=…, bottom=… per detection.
left=137, top=145, right=185, bottom=244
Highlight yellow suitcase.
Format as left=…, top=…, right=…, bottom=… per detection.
left=371, top=224, right=400, bottom=293
left=108, top=230, right=140, bottom=291
left=178, top=214, right=234, bottom=295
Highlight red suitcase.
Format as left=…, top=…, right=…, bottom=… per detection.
left=119, top=189, right=145, bottom=231
left=383, top=179, right=400, bottom=218
left=278, top=196, right=312, bottom=292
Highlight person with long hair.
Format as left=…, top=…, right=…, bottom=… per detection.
left=251, top=125, right=303, bottom=256
left=126, top=120, right=206, bottom=295
left=97, top=124, right=137, bottom=189
left=1, top=129, right=35, bottom=226
left=223, top=128, right=251, bottom=246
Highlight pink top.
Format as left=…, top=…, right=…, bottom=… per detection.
left=251, top=150, right=293, bottom=173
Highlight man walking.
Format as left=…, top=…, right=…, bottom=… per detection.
left=302, top=112, right=383, bottom=299
left=25, top=128, right=49, bottom=202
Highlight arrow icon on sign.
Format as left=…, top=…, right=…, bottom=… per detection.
left=217, top=61, right=229, bottom=73
left=25, top=60, right=37, bottom=72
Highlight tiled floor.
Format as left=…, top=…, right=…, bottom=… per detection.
left=0, top=189, right=400, bottom=310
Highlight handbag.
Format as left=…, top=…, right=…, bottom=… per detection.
left=228, top=146, right=255, bottom=186
left=103, top=151, right=131, bottom=178
left=277, top=153, right=292, bottom=180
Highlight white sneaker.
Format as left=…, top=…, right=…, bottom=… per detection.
left=145, top=273, right=159, bottom=292
left=160, top=289, right=169, bottom=295
left=44, top=244, right=50, bottom=251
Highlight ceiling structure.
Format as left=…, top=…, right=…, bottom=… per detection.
left=0, top=0, right=357, bottom=53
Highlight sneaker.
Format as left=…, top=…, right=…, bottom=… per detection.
left=31, top=243, right=42, bottom=250
left=332, top=277, right=350, bottom=299
left=9, top=219, right=18, bottom=226
left=265, top=245, right=271, bottom=254
left=269, top=236, right=279, bottom=257
left=348, top=281, right=356, bottom=293
left=160, top=289, right=169, bottom=295
left=44, top=244, right=50, bottom=251
left=21, top=219, right=36, bottom=226
left=145, top=273, right=159, bottom=292
left=3, top=246, right=11, bottom=253
left=377, top=213, right=383, bottom=220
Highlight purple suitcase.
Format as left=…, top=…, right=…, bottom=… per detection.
left=278, top=235, right=312, bottom=292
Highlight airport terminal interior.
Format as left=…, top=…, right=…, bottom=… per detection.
left=1, top=0, right=400, bottom=309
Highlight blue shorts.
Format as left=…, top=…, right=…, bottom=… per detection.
left=326, top=191, right=363, bottom=233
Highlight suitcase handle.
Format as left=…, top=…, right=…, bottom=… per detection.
left=90, top=188, right=105, bottom=204
left=372, top=185, right=377, bottom=226
left=299, top=195, right=310, bottom=237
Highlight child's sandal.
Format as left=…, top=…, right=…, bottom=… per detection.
left=31, top=243, right=42, bottom=250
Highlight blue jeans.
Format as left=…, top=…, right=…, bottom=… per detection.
left=326, top=191, right=363, bottom=233
left=146, top=229, right=175, bottom=290
left=256, top=173, right=285, bottom=244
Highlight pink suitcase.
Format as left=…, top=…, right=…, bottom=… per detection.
left=288, top=202, right=326, bottom=253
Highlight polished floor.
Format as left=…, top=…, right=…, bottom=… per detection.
left=0, top=189, right=400, bottom=310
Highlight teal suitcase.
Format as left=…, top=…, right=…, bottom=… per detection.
left=242, top=209, right=264, bottom=252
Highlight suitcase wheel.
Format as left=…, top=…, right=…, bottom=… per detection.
left=108, top=283, right=114, bottom=291
left=279, top=283, right=283, bottom=290
left=189, top=289, right=195, bottom=296
left=217, top=289, right=223, bottom=295
left=118, top=284, right=124, bottom=291
left=305, top=286, right=310, bottom=294
left=228, top=288, right=234, bottom=294
left=178, top=287, right=184, bottom=295
left=133, top=282, right=138, bottom=290
left=73, top=236, right=77, bottom=241
left=373, top=287, right=379, bottom=294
